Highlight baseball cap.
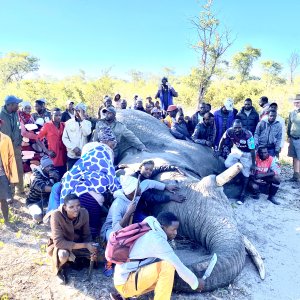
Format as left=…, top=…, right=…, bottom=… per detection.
left=224, top=98, right=234, bottom=111
left=102, top=107, right=116, bottom=115
left=167, top=105, right=178, bottom=112
left=5, top=95, right=23, bottom=105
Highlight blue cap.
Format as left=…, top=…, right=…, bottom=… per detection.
left=5, top=95, right=23, bottom=105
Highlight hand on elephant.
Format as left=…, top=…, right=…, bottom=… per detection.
left=165, top=184, right=179, bottom=193
left=196, top=278, right=205, bottom=292
left=169, top=193, right=186, bottom=203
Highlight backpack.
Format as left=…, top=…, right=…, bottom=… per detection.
left=105, top=221, right=151, bottom=264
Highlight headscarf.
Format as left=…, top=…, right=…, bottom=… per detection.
left=19, top=102, right=34, bottom=124
left=40, top=156, right=53, bottom=169
left=120, top=175, right=138, bottom=195
left=60, top=144, right=121, bottom=201
left=75, top=103, right=87, bottom=111
left=97, top=126, right=117, bottom=143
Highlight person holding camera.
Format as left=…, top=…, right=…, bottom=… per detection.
left=155, top=77, right=178, bottom=111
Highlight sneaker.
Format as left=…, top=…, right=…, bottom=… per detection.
left=236, top=194, right=245, bottom=205
left=267, top=196, right=280, bottom=205
left=103, top=262, right=114, bottom=277
left=109, top=293, right=126, bottom=300
left=56, top=268, right=68, bottom=285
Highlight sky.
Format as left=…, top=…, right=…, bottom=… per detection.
left=0, top=0, right=300, bottom=79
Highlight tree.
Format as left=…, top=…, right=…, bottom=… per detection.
left=261, top=60, right=283, bottom=86
left=287, top=51, right=300, bottom=84
left=232, top=45, right=261, bottom=83
left=0, top=52, right=39, bottom=84
left=191, top=0, right=234, bottom=105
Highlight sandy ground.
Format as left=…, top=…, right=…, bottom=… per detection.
left=0, top=163, right=300, bottom=300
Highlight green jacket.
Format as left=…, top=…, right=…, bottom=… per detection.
left=0, top=106, right=22, bottom=147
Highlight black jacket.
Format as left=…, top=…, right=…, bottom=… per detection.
left=236, top=107, right=259, bottom=134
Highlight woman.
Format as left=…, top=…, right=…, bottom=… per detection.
left=122, top=159, right=186, bottom=223
left=47, top=193, right=97, bottom=284
left=60, top=126, right=121, bottom=237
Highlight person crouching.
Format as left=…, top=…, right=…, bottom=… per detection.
left=47, top=193, right=97, bottom=284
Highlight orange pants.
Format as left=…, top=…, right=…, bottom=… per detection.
left=115, top=260, right=175, bottom=300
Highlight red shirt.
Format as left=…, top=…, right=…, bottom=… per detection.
left=37, top=122, right=67, bottom=167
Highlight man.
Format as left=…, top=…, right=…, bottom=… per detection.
left=62, top=103, right=92, bottom=170
left=93, top=107, right=147, bottom=163
left=262, top=102, right=286, bottom=151
left=170, top=112, right=191, bottom=140
left=26, top=156, right=60, bottom=223
left=249, top=147, right=281, bottom=205
left=205, top=103, right=212, bottom=113
left=155, top=77, right=178, bottom=111
left=151, top=107, right=163, bottom=120
left=218, top=119, right=256, bottom=204
left=214, top=99, right=235, bottom=150
left=236, top=98, right=259, bottom=134
left=287, top=94, right=300, bottom=182
left=0, top=95, right=24, bottom=197
left=98, top=96, right=114, bottom=119
left=120, top=99, right=127, bottom=110
left=32, top=99, right=51, bottom=124
left=163, top=105, right=178, bottom=128
left=37, top=108, right=67, bottom=177
left=254, top=110, right=282, bottom=157
left=135, top=99, right=146, bottom=112
left=259, top=96, right=269, bottom=120
left=0, top=118, right=19, bottom=227
left=192, top=112, right=215, bottom=147
left=145, top=102, right=154, bottom=114
left=146, top=96, right=155, bottom=107
left=191, top=102, right=206, bottom=130
left=61, top=100, right=75, bottom=122
left=47, top=193, right=97, bottom=284
left=110, top=212, right=204, bottom=300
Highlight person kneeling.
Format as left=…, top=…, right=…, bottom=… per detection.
left=110, top=212, right=204, bottom=300
left=248, top=147, right=281, bottom=205
left=47, top=194, right=97, bottom=284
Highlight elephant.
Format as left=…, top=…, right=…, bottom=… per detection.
left=114, top=109, right=264, bottom=292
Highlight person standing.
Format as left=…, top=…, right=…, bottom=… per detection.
left=236, top=98, right=259, bottom=135
left=155, top=77, right=178, bottom=111
left=258, top=96, right=270, bottom=120
left=37, top=108, right=67, bottom=177
left=287, top=94, right=300, bottom=182
left=0, top=118, right=19, bottom=226
left=61, top=100, right=75, bottom=122
left=0, top=95, right=24, bottom=198
left=254, top=110, right=282, bottom=157
left=62, top=103, right=92, bottom=170
left=32, top=99, right=51, bottom=124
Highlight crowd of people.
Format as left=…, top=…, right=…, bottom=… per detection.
left=1, top=76, right=300, bottom=299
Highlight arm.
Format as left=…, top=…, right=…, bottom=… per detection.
left=254, top=122, right=261, bottom=148
left=275, top=124, right=282, bottom=153
left=20, top=122, right=38, bottom=140
left=79, top=120, right=92, bottom=137
left=121, top=124, right=146, bottom=150
left=217, top=130, right=228, bottom=152
left=170, top=87, right=178, bottom=97
left=140, top=179, right=165, bottom=192
left=62, top=124, right=76, bottom=150
left=170, top=126, right=185, bottom=140
left=287, top=113, right=292, bottom=138
left=81, top=210, right=92, bottom=243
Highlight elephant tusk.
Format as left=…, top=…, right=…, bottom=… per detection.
left=215, top=162, right=243, bottom=186
left=243, top=235, right=266, bottom=280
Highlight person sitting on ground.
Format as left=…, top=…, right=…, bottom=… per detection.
left=155, top=77, right=178, bottom=111
left=37, top=108, right=67, bottom=177
left=287, top=94, right=300, bottom=183
left=218, top=119, right=256, bottom=205
left=254, top=109, right=282, bottom=158
left=134, top=98, right=146, bottom=112
left=192, top=112, right=215, bottom=148
left=110, top=212, right=204, bottom=300
left=61, top=100, right=75, bottom=122
left=262, top=102, right=286, bottom=152
left=163, top=105, right=178, bottom=128
left=47, top=193, right=97, bottom=284
left=0, top=119, right=19, bottom=229
left=236, top=98, right=259, bottom=135
left=26, top=156, right=60, bottom=223
left=93, top=106, right=147, bottom=164
left=248, top=147, right=281, bottom=205
left=101, top=175, right=174, bottom=277
left=60, top=127, right=121, bottom=238
left=191, top=102, right=206, bottom=131
left=62, top=103, right=92, bottom=170
left=32, top=99, right=51, bottom=124
left=170, top=112, right=191, bottom=140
